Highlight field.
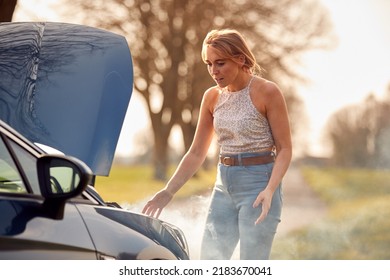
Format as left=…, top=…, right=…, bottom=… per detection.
left=272, top=166, right=390, bottom=259
left=95, top=165, right=216, bottom=204
left=95, top=164, right=390, bottom=259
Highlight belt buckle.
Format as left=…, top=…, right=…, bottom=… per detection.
left=222, top=156, right=233, bottom=166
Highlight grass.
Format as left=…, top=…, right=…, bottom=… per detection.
left=300, top=167, right=390, bottom=204
left=272, top=166, right=390, bottom=259
left=95, top=164, right=216, bottom=204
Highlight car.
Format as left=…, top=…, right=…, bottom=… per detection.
left=0, top=22, right=189, bottom=260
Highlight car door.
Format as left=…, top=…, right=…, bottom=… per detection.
left=0, top=129, right=97, bottom=259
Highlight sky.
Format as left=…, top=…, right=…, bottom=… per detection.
left=298, top=0, right=390, bottom=156
left=13, top=0, right=390, bottom=158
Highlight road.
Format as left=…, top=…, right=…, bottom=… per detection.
left=277, top=165, right=327, bottom=235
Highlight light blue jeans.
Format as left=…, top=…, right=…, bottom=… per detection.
left=200, top=152, right=283, bottom=260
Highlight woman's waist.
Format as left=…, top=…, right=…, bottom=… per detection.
left=219, top=148, right=275, bottom=166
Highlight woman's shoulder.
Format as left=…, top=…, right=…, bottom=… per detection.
left=203, top=86, right=221, bottom=101
left=250, top=77, right=286, bottom=114
left=253, top=77, right=279, bottom=92
left=202, top=86, right=221, bottom=112
left=252, top=77, right=283, bottom=100
left=204, top=85, right=221, bottom=95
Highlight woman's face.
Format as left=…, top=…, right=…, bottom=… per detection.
left=204, top=46, right=241, bottom=89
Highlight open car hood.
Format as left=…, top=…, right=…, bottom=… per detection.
left=0, top=22, right=133, bottom=176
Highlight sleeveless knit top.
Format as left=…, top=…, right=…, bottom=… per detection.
left=213, top=77, right=275, bottom=154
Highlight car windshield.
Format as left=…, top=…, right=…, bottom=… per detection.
left=8, top=140, right=40, bottom=193
left=0, top=137, right=27, bottom=194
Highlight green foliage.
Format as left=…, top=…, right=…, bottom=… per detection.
left=272, top=166, right=390, bottom=259
left=95, top=165, right=215, bottom=204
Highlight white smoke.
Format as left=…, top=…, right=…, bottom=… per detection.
left=123, top=194, right=240, bottom=260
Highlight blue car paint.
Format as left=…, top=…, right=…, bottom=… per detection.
left=0, top=22, right=133, bottom=176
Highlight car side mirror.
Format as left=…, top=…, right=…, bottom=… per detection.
left=37, top=154, right=93, bottom=219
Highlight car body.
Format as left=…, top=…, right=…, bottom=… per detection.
left=0, top=22, right=189, bottom=260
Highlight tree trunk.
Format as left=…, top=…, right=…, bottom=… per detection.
left=152, top=132, right=169, bottom=180
left=150, top=110, right=172, bottom=181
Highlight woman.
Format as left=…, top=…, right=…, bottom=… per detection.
left=142, top=29, right=292, bottom=260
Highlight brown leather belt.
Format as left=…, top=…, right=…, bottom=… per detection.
left=219, top=154, right=275, bottom=166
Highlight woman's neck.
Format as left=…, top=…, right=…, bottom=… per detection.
left=227, top=74, right=254, bottom=92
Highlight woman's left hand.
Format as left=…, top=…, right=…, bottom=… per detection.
left=252, top=189, right=273, bottom=225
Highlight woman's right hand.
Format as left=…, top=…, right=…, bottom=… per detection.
left=142, top=189, right=173, bottom=218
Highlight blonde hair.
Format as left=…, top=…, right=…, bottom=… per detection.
left=201, top=29, right=262, bottom=75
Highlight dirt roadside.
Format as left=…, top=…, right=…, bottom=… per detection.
left=277, top=165, right=327, bottom=235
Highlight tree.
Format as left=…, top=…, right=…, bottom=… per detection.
left=63, top=0, right=334, bottom=179
left=326, top=103, right=371, bottom=167
left=326, top=87, right=390, bottom=168
left=373, top=85, right=390, bottom=167
left=0, top=0, right=17, bottom=22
